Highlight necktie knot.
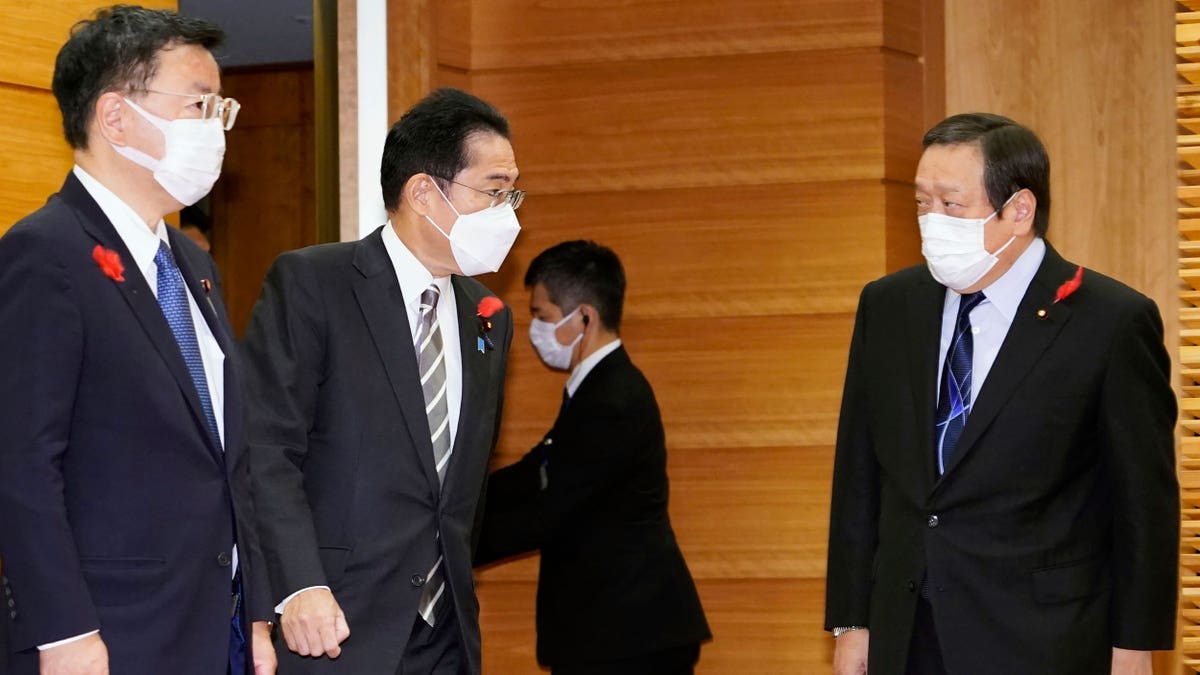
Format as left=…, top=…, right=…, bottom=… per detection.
left=420, top=285, right=440, bottom=314
left=154, top=240, right=177, bottom=273
left=957, top=291, right=986, bottom=322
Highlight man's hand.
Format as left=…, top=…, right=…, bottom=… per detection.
left=39, top=633, right=108, bottom=675
left=832, top=628, right=868, bottom=675
left=251, top=621, right=277, bottom=674
left=1111, top=648, right=1152, bottom=675
left=279, top=588, right=350, bottom=658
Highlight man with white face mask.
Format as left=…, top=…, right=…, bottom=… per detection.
left=474, top=240, right=710, bottom=674
left=0, top=6, right=274, bottom=675
left=242, top=88, right=518, bottom=674
left=825, top=113, right=1177, bottom=675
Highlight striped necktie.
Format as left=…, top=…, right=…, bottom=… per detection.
left=415, top=284, right=450, bottom=626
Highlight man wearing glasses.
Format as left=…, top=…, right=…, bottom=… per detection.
left=242, top=88, right=520, bottom=674
left=0, top=6, right=273, bottom=675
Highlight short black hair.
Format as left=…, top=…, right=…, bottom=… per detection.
left=525, top=240, right=626, bottom=331
left=922, top=113, right=1051, bottom=237
left=52, top=5, right=224, bottom=150
left=380, top=88, right=510, bottom=211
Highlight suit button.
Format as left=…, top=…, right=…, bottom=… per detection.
left=411, top=574, right=425, bottom=587
left=927, top=515, right=939, bottom=528
left=216, top=552, right=232, bottom=567
left=6, top=598, right=13, bottom=608
left=907, top=580, right=916, bottom=592
left=8, top=610, right=15, bottom=619
left=3, top=586, right=10, bottom=597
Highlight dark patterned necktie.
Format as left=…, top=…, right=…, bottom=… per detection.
left=154, top=241, right=219, bottom=446
left=934, top=291, right=986, bottom=474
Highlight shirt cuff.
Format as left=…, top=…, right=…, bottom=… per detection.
left=38, top=630, right=99, bottom=650
left=275, top=585, right=331, bottom=615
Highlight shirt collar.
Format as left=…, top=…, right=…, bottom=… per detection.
left=381, top=221, right=447, bottom=310
left=566, top=338, right=622, bottom=398
left=975, top=236, right=1046, bottom=323
left=73, top=165, right=170, bottom=279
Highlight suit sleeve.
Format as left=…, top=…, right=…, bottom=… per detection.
left=241, top=253, right=329, bottom=607
left=476, top=379, right=657, bottom=566
left=1101, top=296, right=1179, bottom=650
left=0, top=228, right=100, bottom=649
left=824, top=284, right=881, bottom=631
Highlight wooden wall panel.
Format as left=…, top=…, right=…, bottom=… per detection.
left=0, top=86, right=72, bottom=231
left=481, top=181, right=890, bottom=320
left=209, top=66, right=316, bottom=336
left=465, top=0, right=921, bottom=70
left=468, top=50, right=907, bottom=194
left=0, top=1, right=175, bottom=90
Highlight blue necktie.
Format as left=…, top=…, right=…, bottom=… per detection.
left=154, top=241, right=220, bottom=446
left=934, top=291, right=986, bottom=475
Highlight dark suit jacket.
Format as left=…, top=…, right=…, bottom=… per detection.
left=825, top=243, right=1179, bottom=674
left=475, top=346, right=710, bottom=668
left=0, top=173, right=270, bottom=674
left=242, top=226, right=513, bottom=674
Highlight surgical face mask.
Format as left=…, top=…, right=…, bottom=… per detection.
left=529, top=308, right=582, bottom=371
left=110, top=98, right=226, bottom=206
left=918, top=193, right=1018, bottom=291
left=424, top=181, right=521, bottom=276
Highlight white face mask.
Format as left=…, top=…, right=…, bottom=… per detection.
left=110, top=98, right=226, bottom=206
left=529, top=308, right=582, bottom=371
left=918, top=193, right=1018, bottom=291
left=424, top=181, right=521, bottom=276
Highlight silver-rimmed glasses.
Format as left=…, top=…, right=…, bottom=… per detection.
left=437, top=177, right=526, bottom=210
left=138, top=89, right=241, bottom=130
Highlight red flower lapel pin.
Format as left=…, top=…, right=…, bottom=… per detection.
left=1053, top=266, right=1083, bottom=304
left=1036, top=266, right=1083, bottom=320
left=476, top=296, right=504, bottom=352
left=92, top=245, right=125, bottom=282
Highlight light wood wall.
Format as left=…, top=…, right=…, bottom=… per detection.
left=943, top=2, right=1179, bottom=672
left=0, top=2, right=173, bottom=234
left=400, top=1, right=942, bottom=672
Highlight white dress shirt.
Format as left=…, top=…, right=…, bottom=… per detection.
left=275, top=221, right=464, bottom=613
left=42, top=167, right=229, bottom=651
left=566, top=338, right=622, bottom=398
left=936, top=236, right=1046, bottom=405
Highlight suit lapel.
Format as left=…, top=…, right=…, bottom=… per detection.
left=446, top=276, right=486, bottom=493
left=62, top=174, right=223, bottom=465
left=351, top=229, right=441, bottom=494
left=905, top=274, right=947, bottom=491
left=935, top=245, right=1077, bottom=483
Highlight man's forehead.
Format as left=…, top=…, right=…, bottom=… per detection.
left=916, top=143, right=984, bottom=190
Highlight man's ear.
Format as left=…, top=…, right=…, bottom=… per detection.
left=405, top=174, right=436, bottom=216
left=1006, top=188, right=1037, bottom=236
left=93, top=92, right=128, bottom=146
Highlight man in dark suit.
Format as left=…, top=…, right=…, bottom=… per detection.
left=825, top=113, right=1179, bottom=675
left=475, top=241, right=711, bottom=674
left=242, top=88, right=519, bottom=674
left=0, top=6, right=275, bottom=674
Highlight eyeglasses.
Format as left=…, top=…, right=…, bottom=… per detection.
left=436, top=177, right=526, bottom=211
left=137, top=89, right=241, bottom=130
